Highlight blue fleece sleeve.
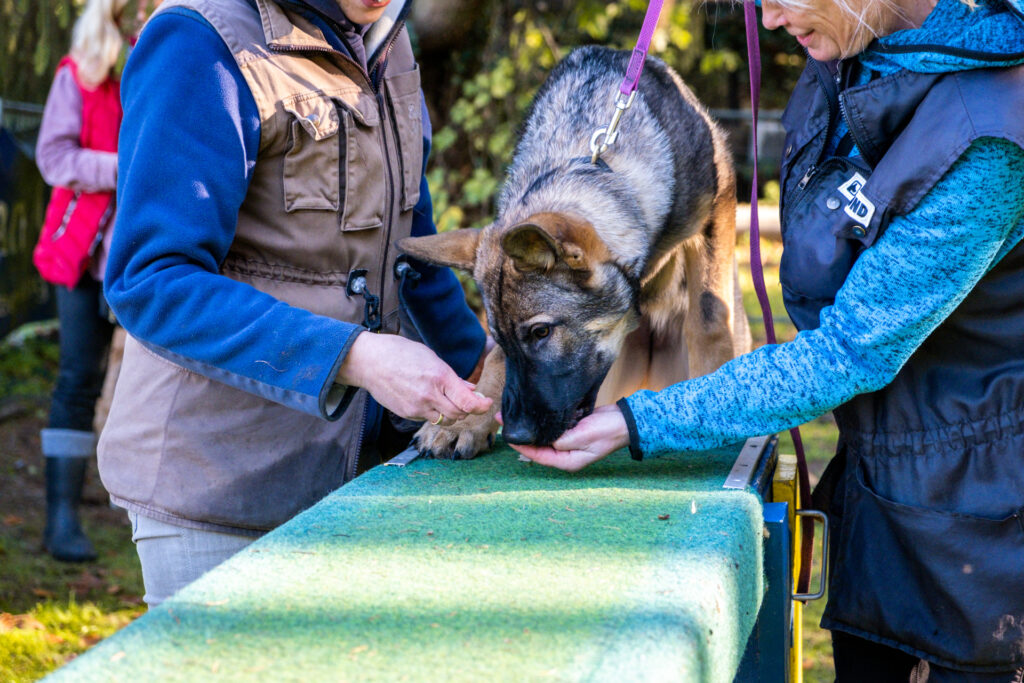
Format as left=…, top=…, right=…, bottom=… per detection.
left=106, top=9, right=362, bottom=420
left=398, top=98, right=485, bottom=379
left=623, top=138, right=1024, bottom=455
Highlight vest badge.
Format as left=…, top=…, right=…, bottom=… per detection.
left=838, top=172, right=875, bottom=227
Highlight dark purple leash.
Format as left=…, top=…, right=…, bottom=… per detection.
left=744, top=0, right=815, bottom=597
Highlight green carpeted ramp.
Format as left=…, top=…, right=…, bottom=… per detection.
left=49, top=442, right=764, bottom=682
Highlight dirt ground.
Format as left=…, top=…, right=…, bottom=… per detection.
left=0, top=404, right=145, bottom=615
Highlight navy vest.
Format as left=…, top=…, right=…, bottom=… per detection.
left=779, top=57, right=1024, bottom=670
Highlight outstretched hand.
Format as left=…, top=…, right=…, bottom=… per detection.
left=499, top=404, right=631, bottom=472
left=337, top=332, right=492, bottom=425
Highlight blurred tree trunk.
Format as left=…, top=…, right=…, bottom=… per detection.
left=0, top=0, right=78, bottom=103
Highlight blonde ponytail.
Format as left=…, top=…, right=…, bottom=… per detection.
left=69, top=0, right=131, bottom=88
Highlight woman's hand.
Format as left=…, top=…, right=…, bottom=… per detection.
left=337, top=333, right=492, bottom=425
left=500, top=404, right=631, bottom=472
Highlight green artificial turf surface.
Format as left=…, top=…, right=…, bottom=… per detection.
left=49, top=442, right=764, bottom=682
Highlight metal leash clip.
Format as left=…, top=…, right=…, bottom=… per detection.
left=590, top=89, right=637, bottom=164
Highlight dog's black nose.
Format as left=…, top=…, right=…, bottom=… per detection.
left=501, top=422, right=537, bottom=445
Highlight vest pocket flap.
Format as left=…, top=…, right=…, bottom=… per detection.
left=384, top=65, right=421, bottom=98
left=327, top=89, right=380, bottom=128
left=282, top=93, right=340, bottom=141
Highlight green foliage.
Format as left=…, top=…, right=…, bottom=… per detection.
left=0, top=0, right=78, bottom=102
left=0, top=325, right=60, bottom=400
left=0, top=0, right=159, bottom=102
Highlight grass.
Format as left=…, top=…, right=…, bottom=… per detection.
left=0, top=329, right=146, bottom=682
left=0, top=601, right=141, bottom=682
left=0, top=223, right=838, bottom=680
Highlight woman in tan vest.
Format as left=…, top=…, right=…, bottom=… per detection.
left=98, top=0, right=491, bottom=606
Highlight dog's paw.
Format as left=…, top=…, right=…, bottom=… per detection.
left=412, top=411, right=499, bottom=460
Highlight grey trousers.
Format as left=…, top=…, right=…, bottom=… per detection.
left=128, top=511, right=255, bottom=607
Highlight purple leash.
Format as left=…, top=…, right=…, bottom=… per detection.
left=620, top=0, right=665, bottom=96
left=598, top=0, right=817, bottom=596
left=744, top=0, right=815, bottom=597
left=590, top=0, right=664, bottom=163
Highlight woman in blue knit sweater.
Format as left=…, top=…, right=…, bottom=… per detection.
left=511, top=0, right=1024, bottom=678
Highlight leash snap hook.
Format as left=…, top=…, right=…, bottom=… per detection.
left=590, top=89, right=637, bottom=163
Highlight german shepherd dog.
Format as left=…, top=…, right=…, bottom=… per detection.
left=399, top=46, right=751, bottom=458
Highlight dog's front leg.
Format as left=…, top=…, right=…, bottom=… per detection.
left=682, top=232, right=742, bottom=377
left=411, top=345, right=505, bottom=460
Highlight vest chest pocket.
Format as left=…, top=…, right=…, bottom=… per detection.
left=282, top=93, right=342, bottom=212
left=282, top=91, right=387, bottom=231
left=384, top=65, right=424, bottom=212
left=779, top=157, right=878, bottom=330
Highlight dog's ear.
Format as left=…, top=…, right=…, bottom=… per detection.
left=396, top=229, right=481, bottom=272
left=507, top=213, right=609, bottom=274
left=502, top=223, right=561, bottom=273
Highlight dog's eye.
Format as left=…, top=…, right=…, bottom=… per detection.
left=530, top=324, right=551, bottom=341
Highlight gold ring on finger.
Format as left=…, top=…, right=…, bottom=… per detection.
left=432, top=413, right=444, bottom=426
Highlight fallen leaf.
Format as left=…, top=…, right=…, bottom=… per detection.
left=69, top=571, right=105, bottom=595
left=0, top=613, right=45, bottom=631
left=31, top=588, right=54, bottom=598
left=658, top=514, right=670, bottom=521
left=3, top=515, right=24, bottom=527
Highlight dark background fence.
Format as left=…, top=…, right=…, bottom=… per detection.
left=0, top=99, right=54, bottom=339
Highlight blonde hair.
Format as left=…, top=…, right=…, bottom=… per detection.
left=69, top=0, right=132, bottom=88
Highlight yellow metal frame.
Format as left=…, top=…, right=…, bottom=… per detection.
left=772, top=454, right=803, bottom=683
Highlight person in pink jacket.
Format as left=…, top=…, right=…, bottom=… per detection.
left=34, top=0, right=158, bottom=562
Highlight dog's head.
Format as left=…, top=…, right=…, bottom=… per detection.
left=398, top=212, right=640, bottom=446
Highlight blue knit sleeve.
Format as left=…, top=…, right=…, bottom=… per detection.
left=623, top=138, right=1024, bottom=455
left=106, top=9, right=363, bottom=420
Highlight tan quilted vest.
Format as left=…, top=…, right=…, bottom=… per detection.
left=98, top=0, right=423, bottom=532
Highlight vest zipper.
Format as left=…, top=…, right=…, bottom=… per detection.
left=369, top=26, right=402, bottom=90
left=376, top=88, right=397, bottom=317
left=51, top=194, right=80, bottom=241
left=350, top=392, right=372, bottom=480
left=797, top=164, right=818, bottom=190
left=795, top=57, right=847, bottom=192
left=810, top=57, right=840, bottom=165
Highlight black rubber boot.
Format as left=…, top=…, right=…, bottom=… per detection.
left=43, top=456, right=97, bottom=562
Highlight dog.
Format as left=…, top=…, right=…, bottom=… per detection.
left=398, top=45, right=751, bottom=459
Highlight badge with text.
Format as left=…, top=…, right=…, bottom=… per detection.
left=838, top=172, right=875, bottom=227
